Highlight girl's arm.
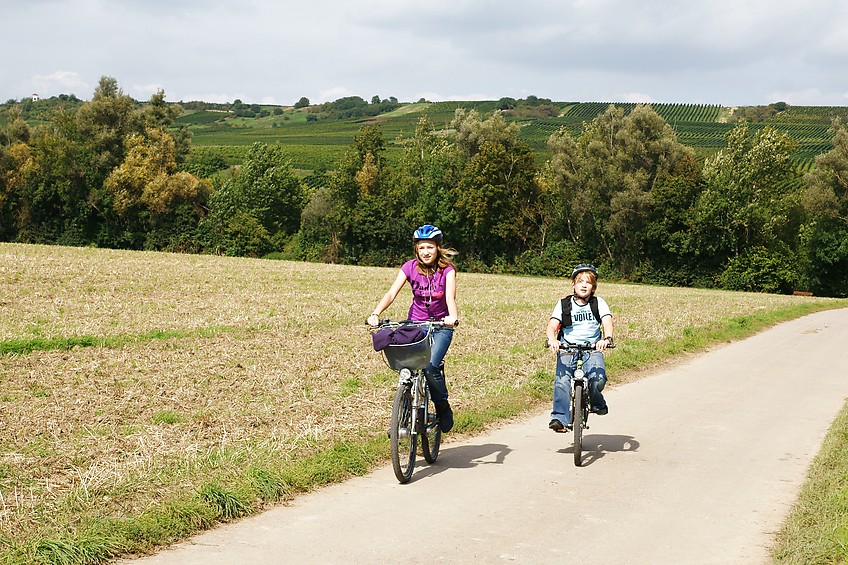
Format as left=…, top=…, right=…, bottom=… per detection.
left=367, top=269, right=408, bottom=325
left=443, top=268, right=458, bottom=326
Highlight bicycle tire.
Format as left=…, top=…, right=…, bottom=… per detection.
left=390, top=383, right=417, bottom=483
left=573, top=382, right=584, bottom=467
left=421, top=405, right=441, bottom=464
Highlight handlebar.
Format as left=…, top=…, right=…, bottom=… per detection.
left=545, top=340, right=616, bottom=352
left=368, top=319, right=459, bottom=330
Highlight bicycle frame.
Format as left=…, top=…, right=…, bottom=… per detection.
left=570, top=354, right=590, bottom=426
left=554, top=341, right=614, bottom=467
left=371, top=319, right=452, bottom=482
left=395, top=366, right=436, bottom=441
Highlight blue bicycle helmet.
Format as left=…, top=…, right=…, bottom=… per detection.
left=571, top=263, right=598, bottom=278
left=413, top=225, right=443, bottom=243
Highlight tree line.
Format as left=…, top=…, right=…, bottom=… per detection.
left=2, top=77, right=847, bottom=297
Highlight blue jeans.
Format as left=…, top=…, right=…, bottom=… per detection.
left=424, top=326, right=453, bottom=404
left=551, top=350, right=607, bottom=425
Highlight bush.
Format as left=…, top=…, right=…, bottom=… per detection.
left=717, top=245, right=798, bottom=294
left=210, top=211, right=272, bottom=257
left=512, top=240, right=585, bottom=277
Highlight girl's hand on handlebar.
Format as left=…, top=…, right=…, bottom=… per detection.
left=367, top=313, right=380, bottom=327
left=443, top=315, right=458, bottom=327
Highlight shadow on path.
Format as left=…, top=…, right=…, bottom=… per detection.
left=410, top=443, right=511, bottom=480
left=557, top=434, right=639, bottom=467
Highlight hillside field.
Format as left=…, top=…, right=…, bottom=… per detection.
left=175, top=100, right=848, bottom=174
left=0, top=243, right=845, bottom=563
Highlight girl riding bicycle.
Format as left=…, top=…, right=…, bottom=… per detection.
left=545, top=263, right=614, bottom=432
left=367, top=225, right=459, bottom=433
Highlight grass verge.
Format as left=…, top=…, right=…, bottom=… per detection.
left=771, top=404, right=848, bottom=564
left=1, top=438, right=388, bottom=564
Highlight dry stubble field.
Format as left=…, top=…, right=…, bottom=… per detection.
left=0, top=243, right=842, bottom=561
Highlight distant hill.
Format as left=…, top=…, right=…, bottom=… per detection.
left=5, top=95, right=847, bottom=175
left=173, top=99, right=848, bottom=175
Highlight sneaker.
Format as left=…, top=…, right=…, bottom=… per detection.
left=548, top=419, right=565, bottom=432
left=592, top=405, right=609, bottom=416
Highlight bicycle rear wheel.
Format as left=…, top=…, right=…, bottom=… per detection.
left=390, top=383, right=417, bottom=483
left=422, top=405, right=441, bottom=463
left=573, top=382, right=584, bottom=467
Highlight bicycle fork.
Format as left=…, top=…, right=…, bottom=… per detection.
left=397, top=369, right=436, bottom=439
left=570, top=358, right=590, bottom=430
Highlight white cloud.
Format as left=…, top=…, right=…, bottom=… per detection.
left=3, top=0, right=848, bottom=107
left=622, top=92, right=656, bottom=104
left=130, top=83, right=166, bottom=101
left=767, top=88, right=848, bottom=107
left=317, top=86, right=358, bottom=104
left=27, top=71, right=89, bottom=99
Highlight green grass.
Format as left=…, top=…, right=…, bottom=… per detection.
left=0, top=326, right=236, bottom=355
left=772, top=404, right=848, bottom=563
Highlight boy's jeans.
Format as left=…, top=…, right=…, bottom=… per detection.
left=551, top=350, right=607, bottom=425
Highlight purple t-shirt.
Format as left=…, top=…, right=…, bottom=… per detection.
left=401, top=259, right=454, bottom=321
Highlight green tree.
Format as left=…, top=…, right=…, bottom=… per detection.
left=454, top=139, right=539, bottom=260
left=75, top=76, right=137, bottom=180
left=798, top=118, right=848, bottom=296
left=694, top=122, right=800, bottom=262
left=206, top=143, right=307, bottom=255
left=448, top=109, right=541, bottom=261
left=451, top=108, right=519, bottom=158
left=543, top=104, right=696, bottom=277
left=2, top=123, right=100, bottom=245
left=395, top=116, right=462, bottom=234
left=104, top=127, right=211, bottom=249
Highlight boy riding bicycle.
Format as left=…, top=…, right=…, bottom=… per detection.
left=545, top=263, right=615, bottom=432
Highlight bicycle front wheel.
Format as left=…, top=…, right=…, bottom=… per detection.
left=573, top=382, right=584, bottom=467
left=390, top=383, right=417, bottom=483
left=422, top=405, right=441, bottom=464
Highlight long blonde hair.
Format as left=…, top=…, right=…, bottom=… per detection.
left=414, top=241, right=458, bottom=274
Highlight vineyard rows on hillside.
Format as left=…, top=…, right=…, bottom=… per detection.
left=175, top=101, right=845, bottom=174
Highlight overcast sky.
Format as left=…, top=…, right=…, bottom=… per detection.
left=4, top=0, right=848, bottom=107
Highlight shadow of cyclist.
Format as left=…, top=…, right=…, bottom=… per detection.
left=557, top=434, right=639, bottom=467
left=411, top=443, right=511, bottom=480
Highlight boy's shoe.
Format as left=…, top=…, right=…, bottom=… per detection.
left=591, top=405, right=609, bottom=416
left=549, top=419, right=565, bottom=432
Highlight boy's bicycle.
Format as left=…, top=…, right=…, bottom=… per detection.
left=371, top=320, right=450, bottom=483
left=555, top=341, right=614, bottom=467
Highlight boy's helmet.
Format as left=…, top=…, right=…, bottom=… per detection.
left=413, top=225, right=443, bottom=243
left=571, top=263, right=598, bottom=278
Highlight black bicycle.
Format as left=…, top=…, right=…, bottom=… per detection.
left=371, top=320, right=449, bottom=483
left=555, top=341, right=614, bottom=467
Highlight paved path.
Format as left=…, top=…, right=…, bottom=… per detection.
left=126, top=309, right=848, bottom=564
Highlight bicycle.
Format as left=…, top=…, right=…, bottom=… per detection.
left=553, top=341, right=614, bottom=467
left=370, top=320, right=452, bottom=483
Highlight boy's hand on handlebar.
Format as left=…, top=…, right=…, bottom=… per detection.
left=546, top=338, right=560, bottom=355
left=595, top=337, right=614, bottom=351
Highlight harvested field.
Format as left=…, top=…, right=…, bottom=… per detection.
left=0, top=243, right=842, bottom=562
